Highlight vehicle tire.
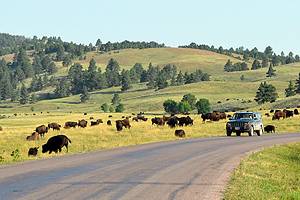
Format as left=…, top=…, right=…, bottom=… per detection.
left=226, top=130, right=232, bottom=136
left=257, top=127, right=263, bottom=136
left=236, top=131, right=241, bottom=136
left=248, top=127, right=254, bottom=136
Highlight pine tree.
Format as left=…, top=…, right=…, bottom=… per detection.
left=255, top=82, right=278, bottom=104
left=29, top=93, right=37, bottom=104
left=80, top=86, right=90, bottom=103
left=115, top=103, right=125, bottom=113
left=285, top=81, right=296, bottom=97
left=121, top=70, right=132, bottom=91
left=111, top=93, right=120, bottom=105
left=266, top=64, right=276, bottom=77
left=105, top=58, right=120, bottom=87
left=296, top=73, right=300, bottom=94
left=19, top=84, right=29, bottom=105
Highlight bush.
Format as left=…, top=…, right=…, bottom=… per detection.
left=195, top=99, right=211, bottom=114
left=163, top=99, right=178, bottom=114
left=115, top=104, right=125, bottom=113
left=101, top=103, right=109, bottom=113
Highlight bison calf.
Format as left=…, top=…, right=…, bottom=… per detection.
left=26, top=132, right=40, bottom=141
left=42, top=135, right=71, bottom=154
left=264, top=125, right=276, bottom=134
left=28, top=147, right=39, bottom=156
left=175, top=130, right=186, bottom=138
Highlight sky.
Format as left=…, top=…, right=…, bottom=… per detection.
left=1, top=0, right=299, bottom=54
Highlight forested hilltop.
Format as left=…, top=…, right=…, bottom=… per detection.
left=0, top=33, right=300, bottom=113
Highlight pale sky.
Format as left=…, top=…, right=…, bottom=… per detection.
left=1, top=0, right=299, bottom=54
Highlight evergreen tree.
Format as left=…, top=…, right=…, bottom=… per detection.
left=62, top=55, right=72, bottom=67
left=54, top=78, right=71, bottom=98
left=29, top=93, right=37, bottom=104
left=115, top=103, right=125, bottom=113
left=14, top=48, right=33, bottom=78
left=105, top=58, right=120, bottom=87
left=111, top=93, right=120, bottom=105
left=251, top=59, right=261, bottom=70
left=176, top=71, right=185, bottom=85
left=80, top=86, right=90, bottom=103
left=19, top=84, right=29, bottom=104
left=129, top=63, right=144, bottom=83
left=101, top=103, right=109, bottom=112
left=155, top=72, right=168, bottom=90
left=295, top=73, right=300, bottom=94
left=262, top=57, right=269, bottom=68
left=266, top=64, right=276, bottom=77
left=285, top=81, right=296, bottom=97
left=68, top=63, right=85, bottom=94
left=255, top=82, right=278, bottom=104
left=121, top=69, right=132, bottom=91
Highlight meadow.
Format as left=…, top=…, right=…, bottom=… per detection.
left=0, top=111, right=300, bottom=164
left=224, top=142, right=300, bottom=199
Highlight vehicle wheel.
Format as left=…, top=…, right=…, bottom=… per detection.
left=248, top=127, right=254, bottom=136
left=226, top=130, right=232, bottom=136
left=257, top=128, right=263, bottom=136
left=236, top=131, right=241, bottom=136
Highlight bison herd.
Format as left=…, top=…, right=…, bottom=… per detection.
left=3, top=108, right=300, bottom=159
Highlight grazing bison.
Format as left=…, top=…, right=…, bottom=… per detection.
left=107, top=120, right=112, bottom=126
left=42, top=135, right=71, bottom=154
left=272, top=110, right=286, bottom=120
left=151, top=117, right=165, bottom=126
left=283, top=109, right=294, bottom=118
left=270, top=109, right=274, bottom=113
left=35, top=125, right=49, bottom=137
left=26, top=132, right=40, bottom=141
left=132, top=117, right=139, bottom=122
left=84, top=113, right=87, bottom=115
left=265, top=113, right=270, bottom=117
left=108, top=115, right=113, bottom=118
left=91, top=119, right=103, bottom=126
left=48, top=123, right=61, bottom=131
left=178, top=116, right=193, bottom=126
left=264, top=125, right=276, bottom=134
left=64, top=121, right=77, bottom=128
left=167, top=117, right=178, bottom=128
left=115, top=119, right=131, bottom=131
left=78, top=119, right=88, bottom=128
left=175, top=130, right=185, bottom=138
left=28, top=147, right=39, bottom=157
left=294, top=109, right=299, bottom=115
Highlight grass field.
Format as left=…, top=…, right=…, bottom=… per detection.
left=0, top=111, right=300, bottom=164
left=224, top=143, right=300, bottom=199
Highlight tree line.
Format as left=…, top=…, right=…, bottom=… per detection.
left=181, top=43, right=300, bottom=66
left=54, top=58, right=210, bottom=99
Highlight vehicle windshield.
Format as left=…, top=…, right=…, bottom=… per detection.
left=233, top=113, right=253, bottom=119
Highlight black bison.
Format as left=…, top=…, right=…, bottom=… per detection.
left=0, top=126, right=2, bottom=131
left=84, top=113, right=87, bottom=115
left=64, top=121, right=78, bottom=128
left=167, top=117, right=178, bottom=128
left=107, top=120, right=112, bottom=126
left=78, top=119, right=88, bottom=128
left=116, top=121, right=123, bottom=131
left=283, top=109, right=294, bottom=118
left=28, top=147, right=39, bottom=157
left=265, top=113, right=270, bottom=117
left=91, top=119, right=103, bottom=126
left=35, top=125, right=49, bottom=137
left=264, top=125, right=276, bottom=134
left=108, top=115, right=113, bottom=118
left=294, top=109, right=299, bottom=115
left=151, top=117, right=165, bottom=126
left=48, top=123, right=61, bottom=131
left=26, top=132, right=40, bottom=141
left=175, top=130, right=185, bottom=138
left=42, top=135, right=71, bottom=154
left=90, top=117, right=94, bottom=120
left=270, top=109, right=274, bottom=113
left=178, top=116, right=193, bottom=126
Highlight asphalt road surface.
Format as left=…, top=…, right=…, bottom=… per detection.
left=1, top=133, right=300, bottom=200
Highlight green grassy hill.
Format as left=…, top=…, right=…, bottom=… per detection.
left=1, top=48, right=300, bottom=114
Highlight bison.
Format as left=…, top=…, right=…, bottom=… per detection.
left=35, top=125, right=49, bottom=138
left=48, top=123, right=61, bottom=131
left=115, top=119, right=131, bottom=131
left=26, top=132, right=40, bottom=141
left=175, top=130, right=185, bottom=138
left=28, top=147, right=39, bottom=157
left=272, top=110, right=286, bottom=120
left=64, top=121, right=78, bottom=128
left=78, top=119, right=88, bottom=128
left=116, top=121, right=123, bottom=131
left=178, top=116, right=193, bottom=126
left=167, top=117, right=178, bottom=128
left=284, top=109, right=294, bottom=118
left=0, top=126, right=2, bottom=131
left=107, top=120, right=112, bottom=126
left=91, top=119, right=103, bottom=126
left=151, top=117, right=165, bottom=126
left=42, top=135, right=71, bottom=154
left=264, top=125, right=276, bottom=134
left=294, top=109, right=299, bottom=115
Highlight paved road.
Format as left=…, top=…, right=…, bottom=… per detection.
left=1, top=133, right=300, bottom=200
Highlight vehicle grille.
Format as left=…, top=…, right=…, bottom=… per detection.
left=231, top=122, right=245, bottom=128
